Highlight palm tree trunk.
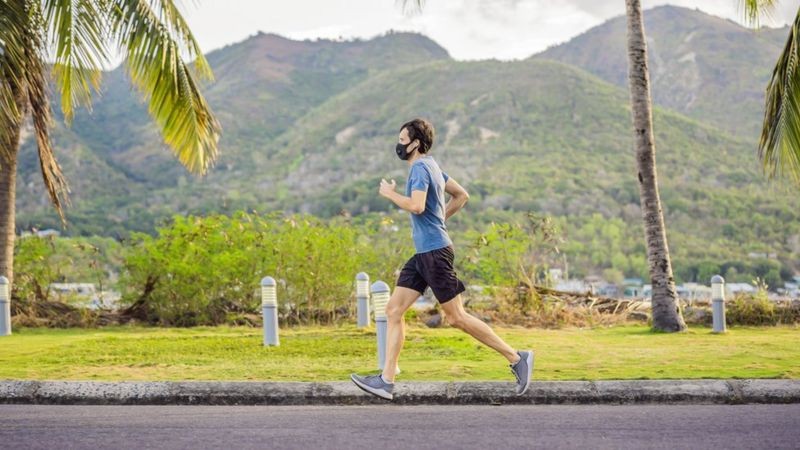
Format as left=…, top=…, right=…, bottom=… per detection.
left=625, top=0, right=686, bottom=332
left=0, top=87, right=26, bottom=290
left=0, top=142, right=20, bottom=290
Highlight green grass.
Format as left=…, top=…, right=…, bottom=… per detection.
left=1, top=325, right=798, bottom=381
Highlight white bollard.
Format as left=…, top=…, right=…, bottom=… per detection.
left=0, top=276, right=10, bottom=336
left=356, top=272, right=370, bottom=328
left=711, top=275, right=726, bottom=333
left=261, top=276, right=279, bottom=346
left=371, top=281, right=390, bottom=370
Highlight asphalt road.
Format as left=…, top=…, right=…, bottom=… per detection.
left=2, top=404, right=799, bottom=449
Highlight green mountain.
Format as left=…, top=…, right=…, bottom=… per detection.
left=12, top=9, right=800, bottom=282
left=537, top=5, right=789, bottom=139
left=16, top=31, right=449, bottom=235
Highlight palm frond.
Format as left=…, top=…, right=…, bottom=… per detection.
left=27, top=53, right=71, bottom=226
left=3, top=1, right=71, bottom=224
left=152, top=0, right=212, bottom=78
left=110, top=0, right=220, bottom=175
left=759, top=7, right=800, bottom=185
left=397, top=0, right=425, bottom=15
left=42, top=0, right=109, bottom=123
left=743, top=0, right=777, bottom=27
left=0, top=0, right=30, bottom=165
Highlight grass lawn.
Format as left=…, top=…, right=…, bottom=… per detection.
left=0, top=325, right=797, bottom=381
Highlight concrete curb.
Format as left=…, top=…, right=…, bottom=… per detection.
left=1, top=380, right=799, bottom=405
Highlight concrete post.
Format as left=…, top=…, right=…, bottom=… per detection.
left=356, top=272, right=370, bottom=328
left=0, top=276, right=10, bottom=336
left=371, top=281, right=390, bottom=371
left=261, top=276, right=279, bottom=346
left=711, top=275, right=726, bottom=333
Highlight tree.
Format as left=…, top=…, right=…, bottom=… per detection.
left=0, top=0, right=221, bottom=290
left=624, top=0, right=686, bottom=331
left=743, top=1, right=800, bottom=185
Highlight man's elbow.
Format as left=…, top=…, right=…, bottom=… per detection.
left=411, top=204, right=426, bottom=215
left=460, top=191, right=470, bottom=203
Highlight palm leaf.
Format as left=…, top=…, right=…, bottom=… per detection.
left=397, top=0, right=424, bottom=15
left=3, top=1, right=71, bottom=224
left=151, top=0, right=212, bottom=78
left=759, top=7, right=800, bottom=185
left=27, top=53, right=72, bottom=226
left=0, top=0, right=30, bottom=165
left=110, top=0, right=220, bottom=175
left=42, top=0, right=109, bottom=123
left=742, top=0, right=778, bottom=27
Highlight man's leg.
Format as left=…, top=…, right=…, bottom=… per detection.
left=439, top=294, right=520, bottom=364
left=381, top=286, right=420, bottom=383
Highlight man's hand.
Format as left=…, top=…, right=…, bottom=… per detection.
left=379, top=178, right=397, bottom=198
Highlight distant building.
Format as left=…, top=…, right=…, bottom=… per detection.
left=639, top=283, right=713, bottom=300
left=19, top=228, right=61, bottom=238
left=555, top=279, right=588, bottom=294
left=48, top=283, right=120, bottom=309
left=624, top=285, right=644, bottom=298
left=623, top=278, right=644, bottom=298
left=49, top=283, right=96, bottom=296
left=676, top=283, right=712, bottom=300
left=597, top=283, right=619, bottom=297
left=726, top=283, right=757, bottom=295
left=548, top=268, right=563, bottom=283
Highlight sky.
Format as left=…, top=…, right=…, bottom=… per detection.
left=180, top=0, right=800, bottom=61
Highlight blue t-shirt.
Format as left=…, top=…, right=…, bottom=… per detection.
left=405, top=156, right=453, bottom=254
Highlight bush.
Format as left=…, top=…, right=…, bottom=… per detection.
left=119, top=212, right=376, bottom=326
left=11, top=235, right=123, bottom=327
left=727, top=293, right=776, bottom=325
left=11, top=236, right=59, bottom=309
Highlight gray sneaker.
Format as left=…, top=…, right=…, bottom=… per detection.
left=510, top=350, right=534, bottom=395
left=350, top=373, right=394, bottom=400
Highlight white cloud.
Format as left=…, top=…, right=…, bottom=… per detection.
left=181, top=0, right=799, bottom=60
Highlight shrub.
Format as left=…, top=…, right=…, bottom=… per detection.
left=119, top=212, right=374, bottom=326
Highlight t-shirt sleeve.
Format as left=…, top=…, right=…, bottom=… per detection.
left=442, top=171, right=450, bottom=183
left=408, top=164, right=430, bottom=192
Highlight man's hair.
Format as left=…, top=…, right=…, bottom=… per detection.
left=400, top=118, right=435, bottom=154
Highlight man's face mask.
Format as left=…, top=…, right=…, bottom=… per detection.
left=395, top=140, right=416, bottom=160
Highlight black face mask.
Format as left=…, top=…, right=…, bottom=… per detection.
left=395, top=141, right=415, bottom=160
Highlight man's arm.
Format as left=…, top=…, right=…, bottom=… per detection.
left=444, top=178, right=469, bottom=220
left=379, top=178, right=427, bottom=214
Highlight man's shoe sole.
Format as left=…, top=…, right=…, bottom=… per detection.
left=517, top=351, right=534, bottom=396
left=350, top=374, right=394, bottom=401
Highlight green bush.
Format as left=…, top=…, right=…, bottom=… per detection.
left=726, top=292, right=780, bottom=326
left=725, top=280, right=799, bottom=326
left=12, top=235, right=118, bottom=304
left=119, top=212, right=375, bottom=326
left=11, top=236, right=59, bottom=309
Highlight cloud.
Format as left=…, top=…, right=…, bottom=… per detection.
left=398, top=0, right=600, bottom=59
left=182, top=0, right=798, bottom=61
left=563, top=0, right=797, bottom=26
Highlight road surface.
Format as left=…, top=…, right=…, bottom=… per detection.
left=2, top=404, right=798, bottom=449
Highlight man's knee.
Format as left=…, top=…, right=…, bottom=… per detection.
left=386, top=303, right=405, bottom=322
left=446, top=312, right=468, bottom=329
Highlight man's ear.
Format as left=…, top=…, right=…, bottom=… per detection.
left=410, top=139, right=420, bottom=153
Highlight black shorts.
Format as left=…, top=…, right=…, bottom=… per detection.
left=396, top=245, right=466, bottom=304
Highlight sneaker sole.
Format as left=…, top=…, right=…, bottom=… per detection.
left=517, top=351, right=534, bottom=396
left=350, top=374, right=394, bottom=401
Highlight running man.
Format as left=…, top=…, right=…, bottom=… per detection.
left=350, top=118, right=533, bottom=400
